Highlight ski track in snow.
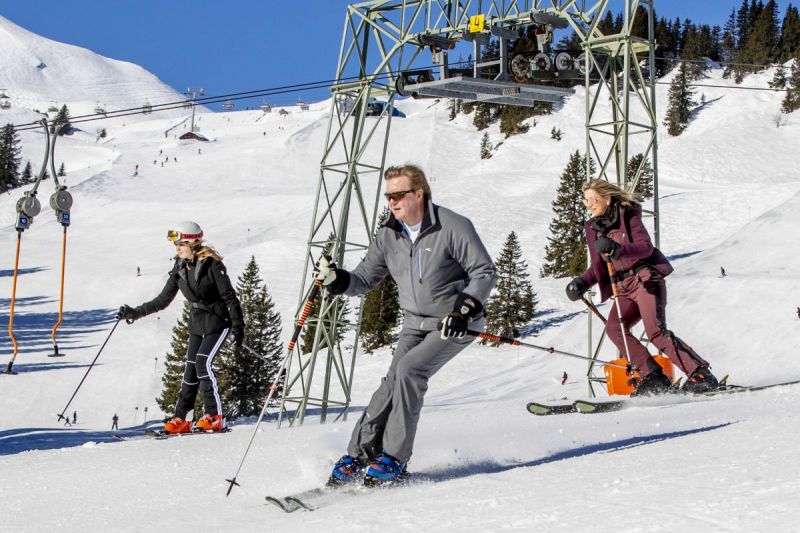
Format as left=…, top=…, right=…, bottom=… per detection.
left=1, top=15, right=800, bottom=532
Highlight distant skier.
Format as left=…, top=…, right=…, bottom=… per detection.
left=136, top=266, right=141, bottom=276
left=320, top=164, right=497, bottom=487
left=561, top=371, right=568, bottom=385
left=720, top=266, right=726, bottom=277
left=565, top=179, right=719, bottom=396
left=116, top=222, right=244, bottom=434
left=796, top=306, right=800, bottom=320
left=72, top=411, right=77, bottom=424
left=111, top=414, right=119, bottom=431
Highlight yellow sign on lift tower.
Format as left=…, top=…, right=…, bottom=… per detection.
left=469, top=14, right=485, bottom=33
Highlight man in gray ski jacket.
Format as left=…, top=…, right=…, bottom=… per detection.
left=319, top=164, right=497, bottom=487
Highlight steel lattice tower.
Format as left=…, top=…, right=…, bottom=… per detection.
left=278, top=0, right=661, bottom=424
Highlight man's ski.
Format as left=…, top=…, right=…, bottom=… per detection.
left=265, top=485, right=368, bottom=513
left=145, top=427, right=232, bottom=439
left=266, top=476, right=419, bottom=513
left=526, top=400, right=576, bottom=416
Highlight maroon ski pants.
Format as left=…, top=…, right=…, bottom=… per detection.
left=605, top=267, right=709, bottom=378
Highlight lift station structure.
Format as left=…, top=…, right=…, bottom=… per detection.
left=278, top=0, right=662, bottom=425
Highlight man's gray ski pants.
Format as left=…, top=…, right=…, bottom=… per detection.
left=347, top=325, right=476, bottom=463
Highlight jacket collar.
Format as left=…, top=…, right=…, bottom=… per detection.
left=384, top=196, right=439, bottom=236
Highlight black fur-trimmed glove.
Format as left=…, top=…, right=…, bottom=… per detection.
left=440, top=293, right=482, bottom=340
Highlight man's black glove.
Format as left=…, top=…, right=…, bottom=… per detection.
left=594, top=236, right=620, bottom=259
left=315, top=255, right=350, bottom=295
left=440, top=313, right=469, bottom=339
left=232, top=324, right=245, bottom=348
left=565, top=278, right=588, bottom=302
left=440, top=293, right=482, bottom=340
left=116, top=304, right=144, bottom=322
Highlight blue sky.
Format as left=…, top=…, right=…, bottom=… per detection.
left=0, top=1, right=794, bottom=110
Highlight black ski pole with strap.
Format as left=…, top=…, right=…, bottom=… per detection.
left=56, top=319, right=121, bottom=422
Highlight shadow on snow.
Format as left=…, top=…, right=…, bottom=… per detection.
left=423, top=422, right=733, bottom=483
left=0, top=267, right=48, bottom=278
left=517, top=307, right=585, bottom=338
left=0, top=422, right=160, bottom=456
left=0, top=307, right=116, bottom=357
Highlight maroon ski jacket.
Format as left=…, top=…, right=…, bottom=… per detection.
left=579, top=202, right=673, bottom=302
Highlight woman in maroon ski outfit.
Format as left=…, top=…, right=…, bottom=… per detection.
left=565, top=179, right=719, bottom=395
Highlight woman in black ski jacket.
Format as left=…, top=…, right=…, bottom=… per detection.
left=117, top=221, right=244, bottom=434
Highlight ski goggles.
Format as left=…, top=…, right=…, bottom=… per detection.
left=167, top=230, right=202, bottom=244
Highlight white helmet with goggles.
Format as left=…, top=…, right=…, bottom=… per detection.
left=167, top=221, right=203, bottom=245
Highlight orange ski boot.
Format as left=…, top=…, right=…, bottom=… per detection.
left=163, top=417, right=192, bottom=434
left=194, top=414, right=224, bottom=432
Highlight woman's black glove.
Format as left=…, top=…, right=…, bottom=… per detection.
left=565, top=278, right=588, bottom=302
left=232, top=324, right=245, bottom=348
left=116, top=304, right=144, bottom=322
left=594, top=236, right=620, bottom=259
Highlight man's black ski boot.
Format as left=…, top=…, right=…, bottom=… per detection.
left=682, top=367, right=720, bottom=394
left=630, top=369, right=673, bottom=397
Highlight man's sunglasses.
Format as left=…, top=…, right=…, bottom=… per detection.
left=384, top=189, right=416, bottom=201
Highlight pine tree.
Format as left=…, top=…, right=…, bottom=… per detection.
left=722, top=9, right=738, bottom=77
left=52, top=105, right=71, bottom=134
left=359, top=209, right=400, bottom=353
left=217, top=256, right=283, bottom=417
left=473, top=103, right=492, bottom=130
left=550, top=126, right=562, bottom=141
left=541, top=151, right=594, bottom=278
left=780, top=4, right=800, bottom=60
left=664, top=62, right=696, bottom=136
left=156, top=301, right=201, bottom=416
left=58, top=162, right=66, bottom=177
left=480, top=132, right=492, bottom=159
left=737, top=0, right=753, bottom=48
left=499, top=105, right=535, bottom=137
left=770, top=63, right=787, bottom=88
left=0, top=124, right=22, bottom=192
left=627, top=153, right=654, bottom=200
left=781, top=55, right=800, bottom=113
left=485, top=231, right=537, bottom=341
left=448, top=99, right=458, bottom=121
left=19, top=161, right=33, bottom=186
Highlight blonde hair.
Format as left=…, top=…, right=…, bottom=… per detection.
left=582, top=178, right=639, bottom=206
left=174, top=241, right=223, bottom=262
left=384, top=164, right=432, bottom=197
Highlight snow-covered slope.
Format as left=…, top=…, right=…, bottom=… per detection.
left=0, top=15, right=185, bottom=120
left=1, top=22, right=800, bottom=532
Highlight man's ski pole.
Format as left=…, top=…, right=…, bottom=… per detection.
left=225, top=276, right=325, bottom=496
left=458, top=327, right=629, bottom=370
left=56, top=319, right=121, bottom=422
